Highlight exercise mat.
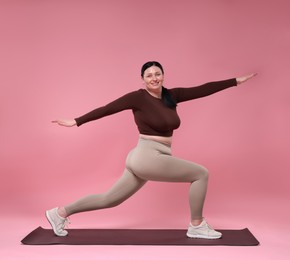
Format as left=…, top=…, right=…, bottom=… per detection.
left=21, top=227, right=259, bottom=246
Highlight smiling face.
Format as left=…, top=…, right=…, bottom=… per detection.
left=142, top=65, right=164, bottom=97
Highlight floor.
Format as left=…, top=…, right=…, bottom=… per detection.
left=2, top=195, right=289, bottom=260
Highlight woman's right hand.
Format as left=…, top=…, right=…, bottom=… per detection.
left=52, top=119, right=77, bottom=127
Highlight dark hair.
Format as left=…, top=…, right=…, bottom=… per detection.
left=141, top=61, right=164, bottom=77
left=141, top=61, right=177, bottom=108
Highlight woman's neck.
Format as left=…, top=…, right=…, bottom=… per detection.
left=145, top=88, right=162, bottom=99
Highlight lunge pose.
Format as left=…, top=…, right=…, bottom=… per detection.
left=47, top=61, right=256, bottom=239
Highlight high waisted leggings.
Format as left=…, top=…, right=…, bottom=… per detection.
left=64, top=137, right=209, bottom=221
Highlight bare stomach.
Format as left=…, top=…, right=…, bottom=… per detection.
left=139, top=134, right=172, bottom=146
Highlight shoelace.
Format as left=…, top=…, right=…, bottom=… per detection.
left=192, top=220, right=214, bottom=231
left=203, top=221, right=213, bottom=230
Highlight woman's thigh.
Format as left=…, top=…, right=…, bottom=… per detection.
left=129, top=150, right=208, bottom=182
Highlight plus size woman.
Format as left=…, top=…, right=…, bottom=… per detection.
left=47, top=61, right=256, bottom=239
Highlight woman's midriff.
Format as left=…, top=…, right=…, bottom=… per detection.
left=139, top=134, right=172, bottom=146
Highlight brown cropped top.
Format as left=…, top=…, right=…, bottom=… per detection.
left=75, top=78, right=237, bottom=137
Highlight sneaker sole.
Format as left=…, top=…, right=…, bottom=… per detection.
left=186, top=232, right=222, bottom=239
left=45, top=210, right=68, bottom=237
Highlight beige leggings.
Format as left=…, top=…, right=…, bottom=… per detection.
left=65, top=137, right=209, bottom=220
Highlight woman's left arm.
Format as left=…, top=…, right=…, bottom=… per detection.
left=171, top=73, right=257, bottom=103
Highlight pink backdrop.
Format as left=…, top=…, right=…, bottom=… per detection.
left=1, top=0, right=289, bottom=259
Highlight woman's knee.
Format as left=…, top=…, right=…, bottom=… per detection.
left=194, top=165, right=209, bottom=181
left=201, top=166, right=209, bottom=179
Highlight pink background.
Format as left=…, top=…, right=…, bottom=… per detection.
left=1, top=0, right=289, bottom=259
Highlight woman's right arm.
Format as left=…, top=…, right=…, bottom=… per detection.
left=52, top=90, right=139, bottom=128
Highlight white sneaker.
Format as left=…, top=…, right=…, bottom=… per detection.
left=46, top=207, right=69, bottom=236
left=186, top=219, right=222, bottom=239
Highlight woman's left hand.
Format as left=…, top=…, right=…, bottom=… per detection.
left=236, top=73, right=257, bottom=85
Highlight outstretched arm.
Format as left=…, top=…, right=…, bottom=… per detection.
left=171, top=73, right=257, bottom=103
left=52, top=90, right=139, bottom=128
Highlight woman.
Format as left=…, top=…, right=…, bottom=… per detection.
left=47, top=61, right=256, bottom=239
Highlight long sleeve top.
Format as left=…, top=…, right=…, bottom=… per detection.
left=75, top=78, right=237, bottom=137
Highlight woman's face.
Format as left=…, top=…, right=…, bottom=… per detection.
left=142, top=66, right=164, bottom=92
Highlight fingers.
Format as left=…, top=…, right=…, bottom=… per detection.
left=245, top=73, right=257, bottom=82
left=236, top=73, right=257, bottom=85
left=52, top=120, right=63, bottom=124
left=51, top=119, right=66, bottom=126
left=248, top=73, right=257, bottom=79
left=242, top=73, right=257, bottom=81
left=51, top=119, right=76, bottom=127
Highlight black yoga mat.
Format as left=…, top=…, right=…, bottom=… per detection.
left=21, top=227, right=259, bottom=246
